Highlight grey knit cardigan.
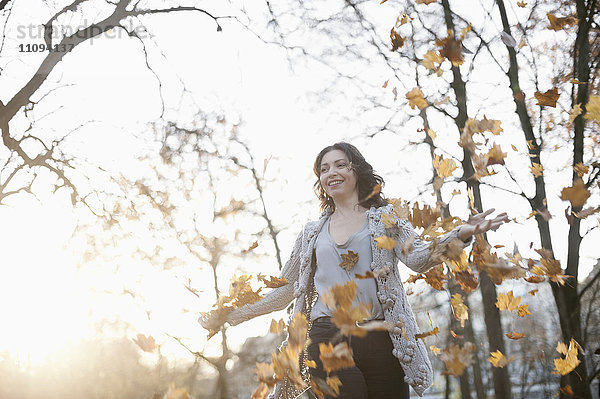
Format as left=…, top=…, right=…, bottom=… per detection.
left=227, top=203, right=472, bottom=397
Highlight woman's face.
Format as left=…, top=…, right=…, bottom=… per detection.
left=319, top=149, right=358, bottom=201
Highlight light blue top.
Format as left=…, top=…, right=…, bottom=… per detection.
left=310, top=215, right=384, bottom=321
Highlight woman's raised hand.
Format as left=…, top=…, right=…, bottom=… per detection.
left=459, top=208, right=510, bottom=241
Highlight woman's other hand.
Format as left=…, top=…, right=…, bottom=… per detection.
left=458, top=208, right=510, bottom=242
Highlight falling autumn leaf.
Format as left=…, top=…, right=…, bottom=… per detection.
left=560, top=385, right=575, bottom=395
left=406, top=87, right=428, bottom=110
left=534, top=88, right=560, bottom=107
left=488, top=350, right=514, bottom=367
left=430, top=345, right=441, bottom=355
left=436, top=35, right=464, bottom=66
left=339, top=250, right=359, bottom=271
left=560, top=179, right=591, bottom=207
left=553, top=338, right=581, bottom=375
left=485, top=143, right=507, bottom=166
left=440, top=342, right=475, bottom=376
left=451, top=293, right=469, bottom=327
left=319, top=342, right=355, bottom=373
left=258, top=274, right=288, bottom=288
left=375, top=235, right=397, bottom=250
left=415, top=326, right=440, bottom=339
left=496, top=290, right=521, bottom=312
left=584, top=96, right=600, bottom=121
left=361, top=184, right=382, bottom=202
left=421, top=50, right=443, bottom=73
left=547, top=13, right=578, bottom=31
left=390, top=28, right=405, bottom=51
left=165, top=384, right=192, bottom=399
left=242, top=241, right=259, bottom=254
left=355, top=271, right=375, bottom=279
left=517, top=1, right=526, bottom=6
left=517, top=304, right=531, bottom=317
left=269, top=319, right=286, bottom=334
left=573, top=162, right=588, bottom=177
left=506, top=332, right=525, bottom=340
left=416, top=0, right=437, bottom=4
left=569, top=104, right=582, bottom=123
left=133, top=334, right=156, bottom=352
left=433, top=155, right=458, bottom=179
left=530, top=163, right=544, bottom=178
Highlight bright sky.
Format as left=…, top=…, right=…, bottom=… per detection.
left=0, top=0, right=598, bottom=372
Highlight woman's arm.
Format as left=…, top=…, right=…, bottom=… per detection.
left=392, top=218, right=472, bottom=274
left=226, top=227, right=305, bottom=326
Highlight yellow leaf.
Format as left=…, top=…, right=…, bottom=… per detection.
left=517, top=304, right=531, bottom=317
left=430, top=345, right=441, bottom=355
left=304, top=359, right=316, bottom=368
left=383, top=79, right=389, bottom=88
left=433, top=155, right=458, bottom=179
left=569, top=104, right=582, bottom=123
left=495, top=291, right=521, bottom=312
left=464, top=117, right=503, bottom=136
left=421, top=50, right=443, bottom=72
left=560, top=179, right=590, bottom=207
left=517, top=1, right=526, bottom=6
left=165, top=384, right=192, bottom=399
left=553, top=338, right=581, bottom=375
left=319, top=342, right=355, bottom=373
left=450, top=293, right=469, bottom=328
left=534, top=88, right=560, bottom=107
left=375, top=235, right=397, bottom=250
left=530, top=163, right=544, bottom=177
left=427, top=128, right=437, bottom=140
left=339, top=250, right=359, bottom=271
left=269, top=319, right=286, bottom=334
left=381, top=211, right=397, bottom=228
left=406, top=87, right=428, bottom=110
left=584, top=96, right=600, bottom=121
left=440, top=342, right=476, bottom=376
left=488, top=350, right=513, bottom=367
left=511, top=144, right=518, bottom=151
left=326, top=376, right=342, bottom=395
left=416, top=0, right=437, bottom=4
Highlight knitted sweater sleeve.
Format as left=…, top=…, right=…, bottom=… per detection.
left=226, top=227, right=304, bottom=326
left=392, top=218, right=473, bottom=274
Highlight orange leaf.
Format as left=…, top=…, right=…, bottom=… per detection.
left=415, top=326, right=440, bottom=339
left=406, top=87, right=428, bottom=110
left=506, top=331, right=525, bottom=340
left=258, top=274, right=288, bottom=288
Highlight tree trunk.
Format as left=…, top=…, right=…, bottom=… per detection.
left=439, top=1, right=513, bottom=397
left=494, top=0, right=593, bottom=396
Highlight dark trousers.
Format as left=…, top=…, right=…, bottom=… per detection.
left=307, top=318, right=410, bottom=399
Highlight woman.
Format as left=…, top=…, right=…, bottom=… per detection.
left=202, top=142, right=509, bottom=398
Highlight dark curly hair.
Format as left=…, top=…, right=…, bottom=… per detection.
left=313, top=142, right=388, bottom=214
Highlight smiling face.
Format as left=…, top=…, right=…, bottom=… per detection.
left=318, top=149, right=358, bottom=201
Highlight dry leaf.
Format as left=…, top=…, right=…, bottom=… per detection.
left=375, top=235, right=397, bottom=250
left=440, top=342, right=475, bottom=376
left=560, top=385, right=575, bottom=395
left=517, top=1, right=526, bottom=6
left=534, top=88, right=560, bottom=107
left=319, top=342, right=355, bottom=373
left=496, top=291, right=521, bottom=312
left=488, top=350, right=514, bottom=367
left=506, top=331, right=525, bottom=340
left=451, top=293, right=469, bottom=327
left=433, top=155, right=458, bottom=179
left=258, top=274, right=288, bottom=288
left=530, top=163, right=544, bottom=178
left=584, top=96, right=600, bottom=121
left=569, top=104, right=582, bottom=123
left=547, top=13, right=577, bottom=31
left=406, top=87, right=428, bottom=110
left=560, top=179, right=590, bottom=207
left=390, top=28, right=405, bottom=51
left=553, top=338, right=581, bottom=375
left=133, top=334, right=156, bottom=352
left=269, top=319, right=286, bottom=334
left=485, top=143, right=507, bottom=166
left=415, top=327, right=440, bottom=339
left=339, top=250, right=359, bottom=271
left=436, top=34, right=464, bottom=66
